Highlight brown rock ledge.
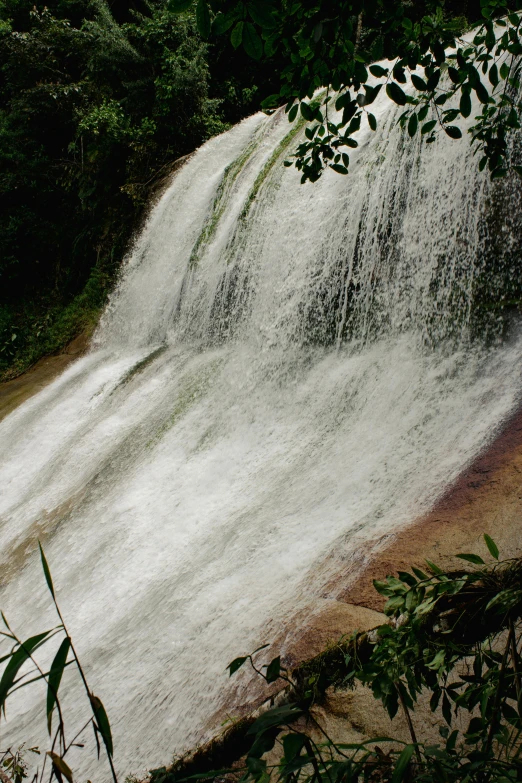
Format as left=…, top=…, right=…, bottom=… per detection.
left=0, top=331, right=90, bottom=423
left=337, top=403, right=522, bottom=613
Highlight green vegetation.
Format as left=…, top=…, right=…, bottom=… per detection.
left=0, top=543, right=116, bottom=783
left=115, top=345, right=168, bottom=390
left=2, top=536, right=521, bottom=783
left=2, top=1, right=522, bottom=378
left=172, top=0, right=522, bottom=182
left=0, top=0, right=280, bottom=380
left=236, top=95, right=328, bottom=223
left=0, top=746, right=40, bottom=783
left=151, top=535, right=522, bottom=783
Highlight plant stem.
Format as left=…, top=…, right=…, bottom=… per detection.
left=50, top=598, right=118, bottom=783
left=355, top=12, right=363, bottom=51
left=396, top=683, right=422, bottom=764
left=304, top=738, right=329, bottom=783
left=485, top=625, right=513, bottom=756
left=509, top=618, right=522, bottom=716
left=308, top=713, right=352, bottom=761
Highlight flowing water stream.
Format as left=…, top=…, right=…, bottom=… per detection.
left=1, top=82, right=522, bottom=779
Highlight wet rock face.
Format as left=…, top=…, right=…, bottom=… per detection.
left=334, top=403, right=522, bottom=615
left=207, top=403, right=522, bottom=756
left=277, top=600, right=385, bottom=668
left=471, top=169, right=522, bottom=341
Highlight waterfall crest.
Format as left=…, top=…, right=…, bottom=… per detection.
left=0, top=86, right=522, bottom=779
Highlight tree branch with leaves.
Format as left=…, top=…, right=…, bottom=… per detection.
left=169, top=0, right=522, bottom=182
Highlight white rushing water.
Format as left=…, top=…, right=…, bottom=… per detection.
left=1, top=81, right=522, bottom=780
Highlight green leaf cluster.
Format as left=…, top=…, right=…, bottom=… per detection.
left=170, top=0, right=522, bottom=183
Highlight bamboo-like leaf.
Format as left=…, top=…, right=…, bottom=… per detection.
left=39, top=542, right=55, bottom=599
left=282, top=733, right=306, bottom=763
left=373, top=579, right=393, bottom=596
left=442, top=692, right=452, bottom=725
left=265, top=656, right=281, bottom=683
left=0, top=650, right=16, bottom=666
left=249, top=730, right=277, bottom=759
left=484, top=534, right=499, bottom=560
left=485, top=588, right=522, bottom=613
left=336, top=736, right=398, bottom=748
left=456, top=553, right=485, bottom=565
left=247, top=704, right=303, bottom=736
left=179, top=770, right=233, bottom=780
left=415, top=597, right=437, bottom=617
left=47, top=752, right=73, bottom=783
left=0, top=631, right=53, bottom=712
left=502, top=701, right=521, bottom=727
left=10, top=661, right=73, bottom=696
left=391, top=744, right=414, bottom=783
left=90, top=694, right=114, bottom=757
left=425, top=559, right=443, bottom=575
left=47, top=637, right=71, bottom=735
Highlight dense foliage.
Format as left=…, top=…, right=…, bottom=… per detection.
left=170, top=0, right=522, bottom=182
left=2, top=0, right=522, bottom=378
left=1, top=537, right=520, bottom=782
left=0, top=0, right=277, bottom=379
left=171, top=0, right=522, bottom=183
left=156, top=536, right=522, bottom=783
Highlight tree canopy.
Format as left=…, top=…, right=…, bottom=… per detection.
left=170, top=0, right=522, bottom=182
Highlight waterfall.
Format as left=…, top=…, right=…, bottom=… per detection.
left=1, top=82, right=522, bottom=780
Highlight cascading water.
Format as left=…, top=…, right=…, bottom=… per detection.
left=1, top=80, right=522, bottom=780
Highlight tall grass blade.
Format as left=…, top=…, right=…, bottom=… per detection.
left=39, top=542, right=55, bottom=599
left=0, top=630, right=53, bottom=713
left=47, top=636, right=71, bottom=735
